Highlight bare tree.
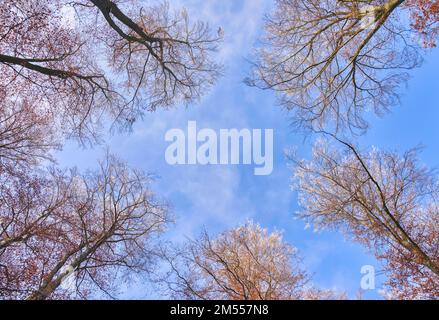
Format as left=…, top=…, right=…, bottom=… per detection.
left=292, top=135, right=439, bottom=299
left=0, top=153, right=169, bottom=300
left=406, top=0, right=439, bottom=48
left=0, top=168, right=71, bottom=254
left=84, top=0, right=222, bottom=114
left=248, top=0, right=434, bottom=133
left=0, top=165, right=81, bottom=298
left=0, top=0, right=118, bottom=144
left=0, top=0, right=218, bottom=300
left=161, top=222, right=345, bottom=300
left=0, top=0, right=221, bottom=145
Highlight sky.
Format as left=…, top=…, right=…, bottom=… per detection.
left=55, top=0, right=439, bottom=299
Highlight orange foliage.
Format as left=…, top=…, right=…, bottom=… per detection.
left=406, top=0, right=439, bottom=47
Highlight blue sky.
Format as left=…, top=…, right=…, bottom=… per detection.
left=55, top=0, right=439, bottom=299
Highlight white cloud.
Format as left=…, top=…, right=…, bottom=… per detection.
left=169, top=0, right=269, bottom=61
left=165, top=165, right=257, bottom=242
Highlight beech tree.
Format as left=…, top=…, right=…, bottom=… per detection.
left=292, top=136, right=439, bottom=299
left=0, top=95, right=61, bottom=169
left=1, top=0, right=217, bottom=300
left=0, top=0, right=221, bottom=146
left=249, top=0, right=438, bottom=132
left=0, top=153, right=169, bottom=300
left=162, top=222, right=345, bottom=300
